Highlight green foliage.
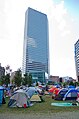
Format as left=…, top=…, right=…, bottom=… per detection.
left=69, top=81, right=75, bottom=86
left=36, top=82, right=39, bottom=86
left=28, top=73, right=32, bottom=86
left=47, top=80, right=55, bottom=85
left=0, top=74, right=10, bottom=87
left=0, top=76, right=5, bottom=85
left=5, top=74, right=10, bottom=87
left=22, top=73, right=32, bottom=86
left=62, top=82, right=68, bottom=88
left=14, top=69, right=22, bottom=87
left=75, top=81, right=79, bottom=86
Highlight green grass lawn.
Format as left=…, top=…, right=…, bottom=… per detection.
left=0, top=95, right=79, bottom=114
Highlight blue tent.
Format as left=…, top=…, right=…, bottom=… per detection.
left=26, top=87, right=38, bottom=98
left=68, top=85, right=75, bottom=89
left=63, top=89, right=79, bottom=101
left=55, top=88, right=79, bottom=101
left=54, top=88, right=68, bottom=100
left=0, top=86, right=4, bottom=105
left=0, top=86, right=4, bottom=90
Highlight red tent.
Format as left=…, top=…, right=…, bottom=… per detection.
left=48, top=87, right=57, bottom=93
left=53, top=88, right=60, bottom=95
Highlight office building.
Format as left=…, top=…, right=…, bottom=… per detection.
left=0, top=63, right=5, bottom=78
left=22, top=7, right=49, bottom=83
left=74, top=39, right=79, bottom=81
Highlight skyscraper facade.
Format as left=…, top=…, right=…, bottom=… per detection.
left=74, top=39, right=79, bottom=81
left=0, top=63, right=5, bottom=79
left=22, top=7, right=49, bottom=83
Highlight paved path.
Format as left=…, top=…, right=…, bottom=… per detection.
left=0, top=111, right=79, bottom=119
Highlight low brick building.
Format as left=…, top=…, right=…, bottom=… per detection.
left=49, top=75, right=59, bottom=83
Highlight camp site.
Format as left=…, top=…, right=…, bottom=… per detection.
left=0, top=82, right=79, bottom=119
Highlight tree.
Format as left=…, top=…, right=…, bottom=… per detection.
left=62, top=82, right=67, bottom=88
left=5, top=74, right=10, bottom=87
left=14, top=69, right=22, bottom=87
left=28, top=73, right=32, bottom=86
left=69, top=81, right=75, bottom=86
left=22, top=73, right=28, bottom=86
left=59, top=77, right=62, bottom=83
left=0, top=76, right=5, bottom=85
left=75, top=81, right=79, bottom=86
left=0, top=74, right=10, bottom=87
left=22, top=73, right=32, bottom=86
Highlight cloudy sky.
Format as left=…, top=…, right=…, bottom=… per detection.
left=0, top=0, right=79, bottom=79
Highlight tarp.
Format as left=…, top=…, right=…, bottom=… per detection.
left=51, top=102, right=79, bottom=106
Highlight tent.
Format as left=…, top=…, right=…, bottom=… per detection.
left=76, top=87, right=79, bottom=91
left=8, top=89, right=29, bottom=107
left=26, top=87, right=44, bottom=102
left=55, top=88, right=79, bottom=101
left=63, top=89, right=79, bottom=101
left=26, top=87, right=42, bottom=98
left=54, top=88, right=68, bottom=100
left=76, top=93, right=79, bottom=102
left=0, top=86, right=6, bottom=105
left=53, top=88, right=60, bottom=95
left=54, top=84, right=61, bottom=88
left=48, top=86, right=57, bottom=93
left=68, top=85, right=75, bottom=89
left=52, top=88, right=60, bottom=99
left=30, top=94, right=42, bottom=102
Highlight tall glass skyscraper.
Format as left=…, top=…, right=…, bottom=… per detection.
left=22, top=7, right=49, bottom=83
left=74, top=39, right=79, bottom=82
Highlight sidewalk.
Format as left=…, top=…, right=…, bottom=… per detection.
left=0, top=111, right=79, bottom=119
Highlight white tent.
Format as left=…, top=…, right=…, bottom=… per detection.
left=8, top=89, right=29, bottom=107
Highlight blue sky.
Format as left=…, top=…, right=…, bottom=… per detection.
left=65, top=0, right=79, bottom=17
left=0, top=0, right=79, bottom=79
left=54, top=0, right=79, bottom=17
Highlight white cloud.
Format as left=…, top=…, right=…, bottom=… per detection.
left=0, top=0, right=78, bottom=78
left=53, top=1, right=67, bottom=22
left=49, top=0, right=77, bottom=78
